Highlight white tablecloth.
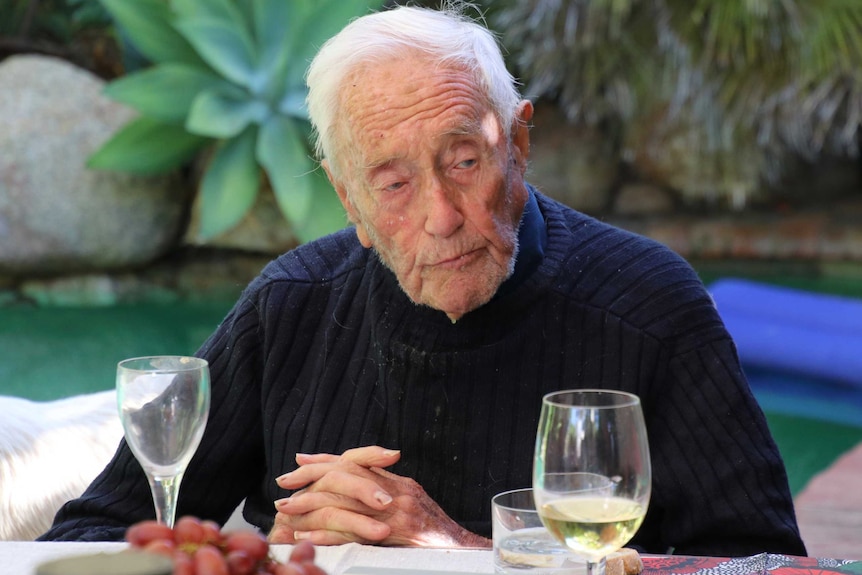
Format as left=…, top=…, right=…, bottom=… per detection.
left=0, top=541, right=495, bottom=575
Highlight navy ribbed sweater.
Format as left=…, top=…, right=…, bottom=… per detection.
left=41, top=191, right=806, bottom=557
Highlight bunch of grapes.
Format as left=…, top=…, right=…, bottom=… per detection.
left=126, top=516, right=325, bottom=575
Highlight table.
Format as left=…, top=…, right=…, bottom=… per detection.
left=1, top=542, right=859, bottom=575
left=0, top=542, right=493, bottom=574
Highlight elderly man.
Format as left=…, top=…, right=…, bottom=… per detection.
left=41, top=4, right=806, bottom=557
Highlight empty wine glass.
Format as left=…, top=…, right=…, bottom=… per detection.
left=533, top=390, right=651, bottom=575
left=117, top=355, right=210, bottom=528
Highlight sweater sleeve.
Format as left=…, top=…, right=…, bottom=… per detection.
left=560, top=211, right=808, bottom=557
left=634, top=337, right=807, bottom=556
left=38, top=296, right=268, bottom=541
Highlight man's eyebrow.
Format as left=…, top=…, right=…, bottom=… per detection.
left=362, top=157, right=401, bottom=172
left=442, top=117, right=484, bottom=137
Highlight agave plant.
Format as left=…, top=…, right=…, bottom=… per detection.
left=89, top=0, right=383, bottom=242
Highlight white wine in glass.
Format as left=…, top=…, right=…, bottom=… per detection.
left=534, top=390, right=651, bottom=575
left=117, top=355, right=210, bottom=528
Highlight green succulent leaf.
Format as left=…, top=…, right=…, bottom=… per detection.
left=252, top=0, right=295, bottom=76
left=285, top=0, right=384, bottom=88
left=187, top=88, right=271, bottom=138
left=293, top=172, right=348, bottom=243
left=172, top=0, right=246, bottom=25
left=257, top=115, right=315, bottom=224
left=87, top=117, right=209, bottom=174
left=198, top=127, right=261, bottom=239
left=103, top=64, right=227, bottom=124
left=99, top=0, right=202, bottom=66
left=279, top=88, right=308, bottom=120
left=174, top=17, right=258, bottom=89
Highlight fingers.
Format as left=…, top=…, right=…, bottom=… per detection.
left=271, top=506, right=391, bottom=545
left=294, top=453, right=340, bottom=465
left=277, top=466, right=394, bottom=510
left=271, top=446, right=401, bottom=549
left=295, top=446, right=400, bottom=468
left=268, top=522, right=296, bottom=544
left=278, top=445, right=399, bottom=494
left=276, top=489, right=376, bottom=516
left=272, top=484, right=393, bottom=546
left=340, top=446, right=401, bottom=467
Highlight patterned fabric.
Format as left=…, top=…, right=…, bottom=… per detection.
left=643, top=554, right=862, bottom=575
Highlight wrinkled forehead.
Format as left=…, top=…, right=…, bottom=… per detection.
left=334, top=53, right=502, bottom=168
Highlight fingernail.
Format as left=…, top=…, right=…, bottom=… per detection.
left=374, top=490, right=393, bottom=506
left=383, top=449, right=400, bottom=457
left=276, top=472, right=292, bottom=482
left=294, top=531, right=310, bottom=541
left=275, top=498, right=290, bottom=509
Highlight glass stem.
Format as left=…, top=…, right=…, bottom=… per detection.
left=148, top=473, right=184, bottom=528
left=586, top=557, right=607, bottom=575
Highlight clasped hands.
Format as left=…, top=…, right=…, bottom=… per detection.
left=268, top=446, right=490, bottom=548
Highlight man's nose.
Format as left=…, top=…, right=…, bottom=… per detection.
left=423, top=179, right=464, bottom=237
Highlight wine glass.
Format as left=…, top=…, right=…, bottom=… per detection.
left=533, top=390, right=651, bottom=575
left=117, top=355, right=210, bottom=528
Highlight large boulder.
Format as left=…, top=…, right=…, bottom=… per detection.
left=0, top=55, right=190, bottom=276
left=528, top=102, right=619, bottom=214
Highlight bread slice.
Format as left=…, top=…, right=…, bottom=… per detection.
left=606, top=548, right=643, bottom=575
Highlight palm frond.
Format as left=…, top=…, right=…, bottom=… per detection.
left=493, top=0, right=663, bottom=125
left=756, top=1, right=862, bottom=158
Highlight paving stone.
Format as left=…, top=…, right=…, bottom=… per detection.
left=795, top=441, right=862, bottom=559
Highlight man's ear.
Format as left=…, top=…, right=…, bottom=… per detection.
left=510, top=99, right=533, bottom=173
left=322, top=159, right=373, bottom=248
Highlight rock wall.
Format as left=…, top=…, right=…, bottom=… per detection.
left=0, top=55, right=189, bottom=276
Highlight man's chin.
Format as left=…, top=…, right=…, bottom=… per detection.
left=426, top=289, right=497, bottom=323
left=404, top=266, right=508, bottom=321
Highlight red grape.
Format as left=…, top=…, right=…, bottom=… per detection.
left=225, top=549, right=256, bottom=575
left=201, top=520, right=222, bottom=544
left=193, top=544, right=229, bottom=575
left=288, top=542, right=316, bottom=564
left=125, top=515, right=323, bottom=575
left=175, top=516, right=207, bottom=545
left=173, top=552, right=195, bottom=575
left=143, top=538, right=176, bottom=558
left=224, top=531, right=269, bottom=562
left=271, top=563, right=303, bottom=575
left=126, top=520, right=175, bottom=547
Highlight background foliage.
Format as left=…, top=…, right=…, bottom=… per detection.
left=3, top=0, right=861, bottom=241
left=488, top=0, right=862, bottom=204
left=87, top=0, right=384, bottom=244
left=0, top=0, right=120, bottom=76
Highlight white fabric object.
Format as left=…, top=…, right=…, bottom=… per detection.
left=0, top=391, right=123, bottom=541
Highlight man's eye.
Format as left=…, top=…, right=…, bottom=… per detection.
left=456, top=158, right=477, bottom=169
left=384, top=181, right=406, bottom=192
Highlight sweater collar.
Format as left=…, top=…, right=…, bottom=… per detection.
left=493, top=185, right=548, bottom=300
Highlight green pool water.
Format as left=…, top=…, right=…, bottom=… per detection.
left=0, top=301, right=232, bottom=400
left=2, top=297, right=861, bottom=497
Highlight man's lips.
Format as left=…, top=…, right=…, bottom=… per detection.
left=429, top=248, right=483, bottom=269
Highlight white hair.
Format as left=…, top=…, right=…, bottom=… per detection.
left=305, top=3, right=521, bottom=177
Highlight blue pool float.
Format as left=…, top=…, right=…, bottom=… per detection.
left=709, top=278, right=862, bottom=424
